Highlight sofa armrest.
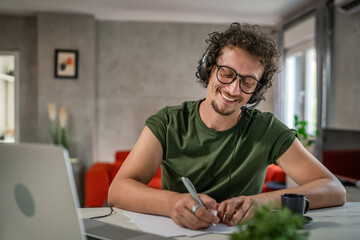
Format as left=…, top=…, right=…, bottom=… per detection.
left=85, top=163, right=113, bottom=207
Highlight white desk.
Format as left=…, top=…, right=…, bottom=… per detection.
left=81, top=202, right=360, bottom=240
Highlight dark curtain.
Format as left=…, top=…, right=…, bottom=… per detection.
left=275, top=0, right=334, bottom=159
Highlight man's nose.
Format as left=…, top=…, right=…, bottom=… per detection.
left=226, top=77, right=241, bottom=95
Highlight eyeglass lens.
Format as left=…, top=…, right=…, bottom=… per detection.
left=217, top=65, right=259, bottom=94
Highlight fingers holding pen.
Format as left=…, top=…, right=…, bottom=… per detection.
left=171, top=194, right=203, bottom=229
left=199, top=194, right=220, bottom=215
left=170, top=193, right=219, bottom=230
left=179, top=177, right=220, bottom=229
left=192, top=194, right=220, bottom=227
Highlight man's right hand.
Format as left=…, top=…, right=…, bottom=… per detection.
left=169, top=193, right=220, bottom=230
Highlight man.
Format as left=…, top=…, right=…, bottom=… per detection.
left=108, top=23, right=346, bottom=230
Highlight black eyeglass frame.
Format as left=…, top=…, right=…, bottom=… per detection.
left=215, top=65, right=262, bottom=94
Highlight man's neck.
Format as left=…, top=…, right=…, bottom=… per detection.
left=199, top=98, right=241, bottom=131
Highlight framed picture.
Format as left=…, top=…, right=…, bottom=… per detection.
left=54, top=49, right=78, bottom=79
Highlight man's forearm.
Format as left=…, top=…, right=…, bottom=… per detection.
left=255, top=177, right=346, bottom=209
left=108, top=178, right=179, bottom=216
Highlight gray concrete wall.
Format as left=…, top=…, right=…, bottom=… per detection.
left=330, top=10, right=360, bottom=130
left=1, top=14, right=275, bottom=165
left=96, top=21, right=275, bottom=162
left=0, top=15, right=38, bottom=142
left=37, top=13, right=96, bottom=168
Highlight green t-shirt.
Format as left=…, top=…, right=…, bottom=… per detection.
left=146, top=99, right=296, bottom=202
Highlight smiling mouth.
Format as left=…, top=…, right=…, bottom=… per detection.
left=220, top=91, right=237, bottom=102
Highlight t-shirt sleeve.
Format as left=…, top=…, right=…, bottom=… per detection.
left=267, top=118, right=297, bottom=165
left=145, top=107, right=169, bottom=157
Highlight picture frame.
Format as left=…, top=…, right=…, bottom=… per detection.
left=54, top=49, right=78, bottom=79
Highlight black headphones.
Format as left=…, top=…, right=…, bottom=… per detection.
left=197, top=50, right=209, bottom=82
left=197, top=49, right=266, bottom=110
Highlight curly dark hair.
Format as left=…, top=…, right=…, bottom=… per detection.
left=196, top=22, right=280, bottom=102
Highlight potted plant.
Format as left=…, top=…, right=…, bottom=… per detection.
left=231, top=205, right=309, bottom=240
left=48, top=103, right=69, bottom=153
left=294, top=115, right=319, bottom=148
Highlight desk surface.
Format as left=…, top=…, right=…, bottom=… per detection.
left=81, top=202, right=360, bottom=240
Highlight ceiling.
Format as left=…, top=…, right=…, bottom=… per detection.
left=0, top=0, right=319, bottom=26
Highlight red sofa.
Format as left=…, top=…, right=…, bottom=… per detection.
left=262, top=164, right=286, bottom=192
left=85, top=151, right=285, bottom=207
left=323, top=149, right=360, bottom=184
left=85, top=151, right=161, bottom=207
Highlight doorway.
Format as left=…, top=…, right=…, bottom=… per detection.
left=0, top=52, right=18, bottom=142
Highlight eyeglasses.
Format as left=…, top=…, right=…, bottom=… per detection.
left=216, top=65, right=262, bottom=94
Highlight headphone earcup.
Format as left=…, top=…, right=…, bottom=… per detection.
left=197, top=50, right=210, bottom=81
left=197, top=57, right=207, bottom=81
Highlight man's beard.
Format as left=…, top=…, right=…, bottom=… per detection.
left=211, top=100, right=235, bottom=116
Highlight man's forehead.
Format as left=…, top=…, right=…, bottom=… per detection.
left=217, top=46, right=264, bottom=76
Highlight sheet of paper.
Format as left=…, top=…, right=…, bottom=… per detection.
left=122, top=210, right=238, bottom=237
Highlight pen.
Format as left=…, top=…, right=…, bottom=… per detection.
left=181, top=177, right=217, bottom=227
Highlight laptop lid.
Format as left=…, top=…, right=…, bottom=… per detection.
left=0, top=143, right=172, bottom=240
left=0, top=143, right=85, bottom=240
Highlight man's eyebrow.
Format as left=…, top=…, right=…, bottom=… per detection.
left=224, top=64, right=259, bottom=80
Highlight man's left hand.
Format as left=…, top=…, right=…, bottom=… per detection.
left=217, top=196, right=257, bottom=226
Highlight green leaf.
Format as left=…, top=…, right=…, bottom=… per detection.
left=293, top=115, right=321, bottom=147
left=300, top=121, right=307, bottom=127
left=294, top=115, right=299, bottom=125
left=232, top=205, right=309, bottom=240
left=60, top=128, right=69, bottom=152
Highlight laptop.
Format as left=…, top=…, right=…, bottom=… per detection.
left=0, top=143, right=171, bottom=240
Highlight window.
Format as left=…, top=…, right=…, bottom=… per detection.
left=0, top=54, right=16, bottom=142
left=282, top=16, right=317, bottom=135
left=304, top=48, right=317, bottom=134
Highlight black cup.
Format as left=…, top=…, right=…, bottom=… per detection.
left=281, top=193, right=309, bottom=215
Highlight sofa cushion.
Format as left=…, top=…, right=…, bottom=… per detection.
left=323, top=150, right=360, bottom=183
